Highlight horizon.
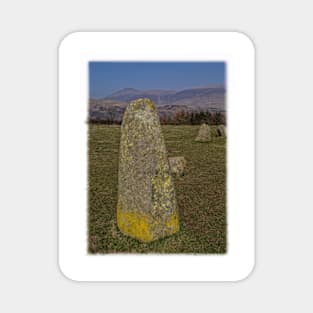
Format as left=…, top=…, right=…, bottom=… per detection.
left=89, top=62, right=226, bottom=98
left=90, top=84, right=226, bottom=99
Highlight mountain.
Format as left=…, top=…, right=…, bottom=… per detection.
left=106, top=88, right=176, bottom=103
left=105, top=86, right=225, bottom=110
left=89, top=85, right=225, bottom=123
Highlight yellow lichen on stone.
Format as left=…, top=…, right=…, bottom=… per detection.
left=145, top=98, right=156, bottom=111
left=117, top=206, right=153, bottom=242
left=166, top=210, right=180, bottom=233
left=151, top=172, right=171, bottom=193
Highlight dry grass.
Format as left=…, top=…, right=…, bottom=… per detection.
left=88, top=124, right=226, bottom=253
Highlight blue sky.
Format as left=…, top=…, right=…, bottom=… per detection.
left=89, top=62, right=225, bottom=98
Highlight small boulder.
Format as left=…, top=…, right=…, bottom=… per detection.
left=169, top=157, right=187, bottom=177
left=216, top=125, right=227, bottom=137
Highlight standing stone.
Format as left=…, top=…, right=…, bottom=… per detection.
left=217, top=125, right=227, bottom=137
left=195, top=123, right=211, bottom=142
left=117, top=98, right=179, bottom=242
left=169, top=156, right=187, bottom=177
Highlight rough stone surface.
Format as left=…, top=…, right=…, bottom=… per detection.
left=195, top=123, right=211, bottom=142
left=117, top=98, right=179, bottom=242
left=169, top=157, right=187, bottom=177
left=217, top=125, right=227, bottom=137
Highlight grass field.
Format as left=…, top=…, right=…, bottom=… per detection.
left=88, top=124, right=226, bottom=254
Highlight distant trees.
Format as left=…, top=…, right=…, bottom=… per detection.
left=159, top=110, right=226, bottom=125
left=88, top=117, right=122, bottom=125
left=88, top=109, right=226, bottom=125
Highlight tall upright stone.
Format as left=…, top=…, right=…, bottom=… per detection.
left=195, top=123, right=211, bottom=142
left=117, top=98, right=179, bottom=242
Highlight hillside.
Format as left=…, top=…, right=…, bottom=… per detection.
left=89, top=85, right=226, bottom=123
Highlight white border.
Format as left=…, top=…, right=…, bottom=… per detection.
left=59, top=32, right=255, bottom=281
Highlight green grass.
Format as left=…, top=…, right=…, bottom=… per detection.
left=88, top=124, right=226, bottom=254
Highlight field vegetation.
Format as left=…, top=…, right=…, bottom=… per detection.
left=88, top=124, right=226, bottom=253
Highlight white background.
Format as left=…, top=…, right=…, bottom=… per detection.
left=59, top=32, right=254, bottom=282
left=0, top=0, right=312, bottom=311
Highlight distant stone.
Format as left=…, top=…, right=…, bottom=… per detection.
left=217, top=125, right=227, bottom=137
left=195, top=123, right=211, bottom=142
left=117, top=98, right=179, bottom=242
left=169, top=157, right=187, bottom=177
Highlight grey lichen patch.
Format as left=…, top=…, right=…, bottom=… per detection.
left=195, top=123, right=212, bottom=142
left=117, top=98, right=179, bottom=242
left=169, top=157, right=187, bottom=177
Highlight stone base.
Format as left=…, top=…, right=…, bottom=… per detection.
left=117, top=206, right=179, bottom=243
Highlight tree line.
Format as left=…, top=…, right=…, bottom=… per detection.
left=88, top=110, right=226, bottom=125
left=160, top=110, right=226, bottom=125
